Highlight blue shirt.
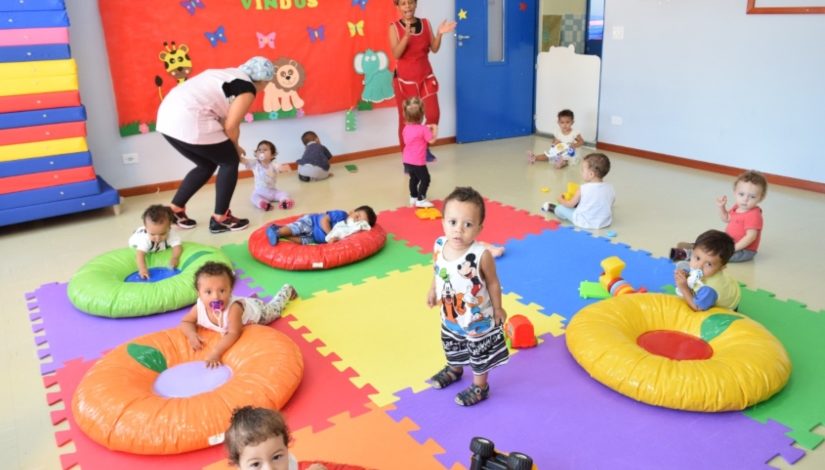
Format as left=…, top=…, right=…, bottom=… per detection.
left=310, top=210, right=348, bottom=243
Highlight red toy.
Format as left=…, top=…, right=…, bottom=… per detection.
left=504, top=315, right=537, bottom=349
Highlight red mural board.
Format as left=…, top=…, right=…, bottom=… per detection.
left=98, top=0, right=397, bottom=136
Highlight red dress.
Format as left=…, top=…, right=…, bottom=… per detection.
left=392, top=18, right=441, bottom=148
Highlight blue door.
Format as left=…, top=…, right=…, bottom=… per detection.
left=456, top=0, right=537, bottom=143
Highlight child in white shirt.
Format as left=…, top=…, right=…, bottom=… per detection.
left=129, top=205, right=183, bottom=279
left=244, top=140, right=294, bottom=211
left=541, top=153, right=615, bottom=229
left=527, top=109, right=584, bottom=168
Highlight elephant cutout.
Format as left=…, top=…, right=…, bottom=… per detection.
left=354, top=49, right=394, bottom=103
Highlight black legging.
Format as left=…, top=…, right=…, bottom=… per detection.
left=404, top=163, right=430, bottom=200
left=163, top=135, right=239, bottom=215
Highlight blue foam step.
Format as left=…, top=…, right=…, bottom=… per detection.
left=0, top=44, right=71, bottom=62
left=0, top=176, right=119, bottom=227
left=0, top=105, right=85, bottom=129
left=0, top=177, right=100, bottom=210
left=0, top=9, right=68, bottom=28
left=0, top=0, right=66, bottom=12
left=0, top=151, right=92, bottom=177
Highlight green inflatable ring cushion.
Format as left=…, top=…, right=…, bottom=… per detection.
left=68, top=242, right=232, bottom=318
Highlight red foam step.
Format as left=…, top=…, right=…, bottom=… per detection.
left=0, top=121, right=86, bottom=146
left=0, top=166, right=96, bottom=195
left=0, top=90, right=81, bottom=114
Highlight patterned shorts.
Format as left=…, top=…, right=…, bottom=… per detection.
left=440, top=323, right=509, bottom=376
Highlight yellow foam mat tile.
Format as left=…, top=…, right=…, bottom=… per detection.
left=0, top=136, right=88, bottom=162
left=0, top=74, right=78, bottom=97
left=0, top=59, right=76, bottom=79
left=285, top=266, right=566, bottom=406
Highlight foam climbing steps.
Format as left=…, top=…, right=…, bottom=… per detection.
left=0, top=90, right=79, bottom=113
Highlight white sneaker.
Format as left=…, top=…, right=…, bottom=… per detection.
left=409, top=197, right=417, bottom=207
left=415, top=199, right=434, bottom=208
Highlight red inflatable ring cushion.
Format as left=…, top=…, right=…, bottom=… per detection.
left=248, top=222, right=387, bottom=270
left=72, top=325, right=303, bottom=455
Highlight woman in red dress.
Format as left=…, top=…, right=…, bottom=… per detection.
left=389, top=0, right=456, bottom=159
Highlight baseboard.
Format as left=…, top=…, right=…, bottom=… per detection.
left=597, top=141, right=825, bottom=195
left=118, top=137, right=457, bottom=197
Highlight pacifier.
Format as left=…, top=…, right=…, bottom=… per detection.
left=209, top=300, right=224, bottom=312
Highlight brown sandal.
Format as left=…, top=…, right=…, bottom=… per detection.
left=429, top=365, right=463, bottom=389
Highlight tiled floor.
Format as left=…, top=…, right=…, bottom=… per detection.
left=2, top=136, right=823, bottom=469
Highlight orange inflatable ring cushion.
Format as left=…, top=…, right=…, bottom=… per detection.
left=566, top=293, right=791, bottom=412
left=248, top=219, right=387, bottom=270
left=72, top=325, right=303, bottom=454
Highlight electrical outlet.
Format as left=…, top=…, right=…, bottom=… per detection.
left=122, top=153, right=139, bottom=165
left=612, top=26, right=624, bottom=40
left=611, top=116, right=623, bottom=126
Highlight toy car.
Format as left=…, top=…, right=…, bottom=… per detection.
left=469, top=436, right=534, bottom=470
left=504, top=315, right=537, bottom=349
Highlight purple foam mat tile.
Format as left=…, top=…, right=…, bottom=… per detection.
left=388, top=335, right=802, bottom=469
left=26, top=275, right=259, bottom=375
left=763, top=420, right=806, bottom=464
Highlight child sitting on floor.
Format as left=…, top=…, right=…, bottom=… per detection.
left=225, top=406, right=328, bottom=470
left=674, top=229, right=741, bottom=311
left=129, top=205, right=183, bottom=279
left=266, top=205, right=377, bottom=246
left=180, top=262, right=297, bottom=368
left=527, top=109, right=584, bottom=168
left=296, top=131, right=333, bottom=182
left=243, top=140, right=294, bottom=211
left=541, top=152, right=615, bottom=229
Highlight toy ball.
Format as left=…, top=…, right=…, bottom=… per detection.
left=504, top=315, right=537, bottom=349
left=415, top=207, right=442, bottom=220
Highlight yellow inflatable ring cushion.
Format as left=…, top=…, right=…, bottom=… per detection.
left=566, top=293, right=791, bottom=412
left=72, top=325, right=303, bottom=454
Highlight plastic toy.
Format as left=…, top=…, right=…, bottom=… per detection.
left=578, top=281, right=610, bottom=299
left=544, top=141, right=575, bottom=160
left=469, top=436, right=535, bottom=470
left=504, top=315, right=537, bottom=349
left=415, top=207, right=442, bottom=220
left=606, top=230, right=617, bottom=238
left=345, top=164, right=358, bottom=173
left=540, top=187, right=550, bottom=193
left=561, top=181, right=579, bottom=201
left=598, top=256, right=647, bottom=296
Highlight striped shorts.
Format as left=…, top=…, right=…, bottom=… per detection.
left=441, top=323, right=509, bottom=376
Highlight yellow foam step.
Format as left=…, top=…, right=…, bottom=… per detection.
left=0, top=136, right=88, bottom=162
left=0, top=74, right=78, bottom=97
left=0, top=59, right=76, bottom=79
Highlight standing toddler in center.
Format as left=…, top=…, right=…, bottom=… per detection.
left=244, top=140, right=294, bottom=211
left=427, top=186, right=509, bottom=406
left=402, top=97, right=437, bottom=208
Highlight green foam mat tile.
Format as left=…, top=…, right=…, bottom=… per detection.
left=738, top=288, right=825, bottom=450
left=221, top=234, right=430, bottom=299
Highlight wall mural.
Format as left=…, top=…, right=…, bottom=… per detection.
left=98, top=0, right=397, bottom=136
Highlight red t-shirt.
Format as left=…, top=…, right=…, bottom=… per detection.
left=726, top=207, right=763, bottom=252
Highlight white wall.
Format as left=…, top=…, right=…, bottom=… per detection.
left=598, top=0, right=825, bottom=183
left=66, top=1, right=455, bottom=190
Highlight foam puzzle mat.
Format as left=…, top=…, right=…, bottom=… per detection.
left=20, top=199, right=825, bottom=468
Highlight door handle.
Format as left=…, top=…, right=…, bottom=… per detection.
left=455, top=34, right=471, bottom=40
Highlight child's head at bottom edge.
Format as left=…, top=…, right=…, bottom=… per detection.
left=226, top=406, right=291, bottom=470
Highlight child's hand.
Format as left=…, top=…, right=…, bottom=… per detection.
left=169, top=257, right=180, bottom=269
left=426, top=287, right=437, bottom=308
left=716, top=195, right=727, bottom=208
left=327, top=236, right=339, bottom=243
left=494, top=307, right=508, bottom=326
left=204, top=352, right=222, bottom=368
left=139, top=268, right=149, bottom=279
left=674, top=268, right=688, bottom=289
left=187, top=333, right=205, bottom=351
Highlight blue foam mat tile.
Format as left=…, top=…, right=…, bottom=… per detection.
left=0, top=0, right=65, bottom=11
left=0, top=105, right=85, bottom=130
left=497, top=227, right=674, bottom=319
left=0, top=10, right=68, bottom=29
left=0, top=177, right=101, bottom=210
left=0, top=176, right=118, bottom=227
left=0, top=44, right=71, bottom=63
left=0, top=151, right=92, bottom=178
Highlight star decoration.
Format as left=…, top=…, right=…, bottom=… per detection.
left=458, top=9, right=468, bottom=20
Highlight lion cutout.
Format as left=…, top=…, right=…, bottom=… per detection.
left=263, top=58, right=306, bottom=113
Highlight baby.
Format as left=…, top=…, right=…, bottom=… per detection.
left=243, top=140, right=294, bottom=211
left=266, top=205, right=377, bottom=246
left=180, top=262, right=297, bottom=367
left=129, top=205, right=183, bottom=279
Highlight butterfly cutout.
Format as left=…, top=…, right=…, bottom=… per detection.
left=347, top=20, right=364, bottom=37
left=180, top=0, right=205, bottom=16
left=351, top=0, right=368, bottom=10
left=204, top=25, right=227, bottom=47
left=307, top=25, right=325, bottom=43
left=256, top=32, right=275, bottom=49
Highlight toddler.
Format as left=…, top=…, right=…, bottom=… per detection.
left=670, top=170, right=767, bottom=263
left=527, top=109, right=584, bottom=168
left=427, top=187, right=509, bottom=406
left=402, top=97, right=437, bottom=208
left=541, top=153, right=615, bottom=229
left=296, top=131, right=333, bottom=182
left=266, top=205, right=377, bottom=246
left=674, top=229, right=741, bottom=311
left=225, top=406, right=327, bottom=470
left=244, top=140, right=294, bottom=211
left=129, top=205, right=183, bottom=279
left=180, top=262, right=297, bottom=368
